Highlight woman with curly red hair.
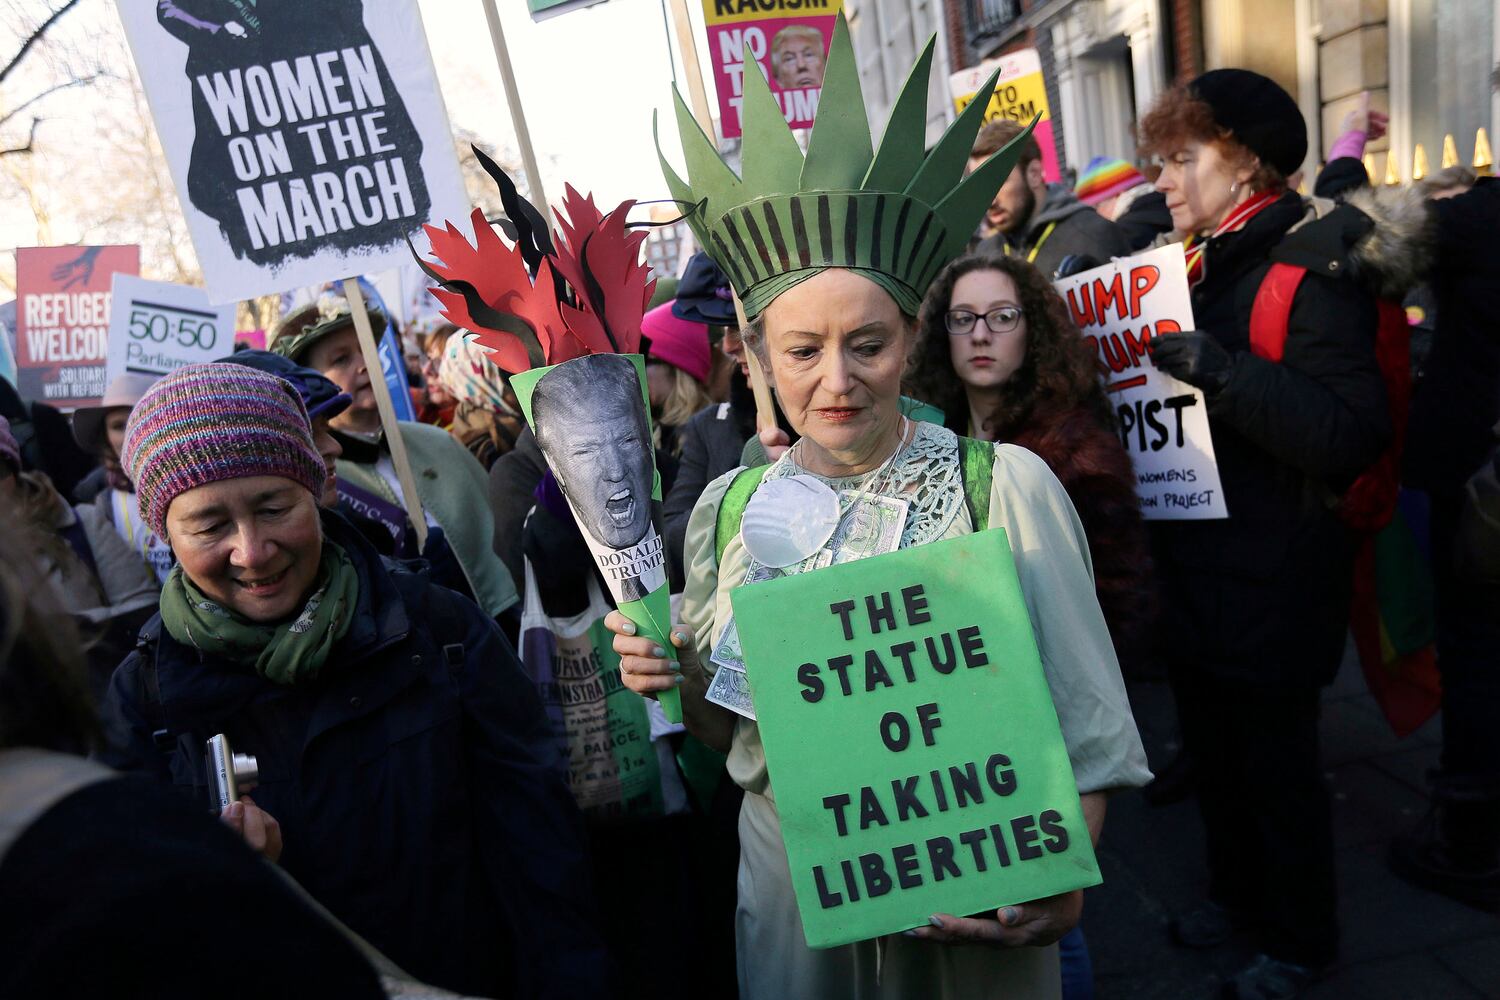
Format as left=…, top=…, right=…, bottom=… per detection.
left=907, top=253, right=1154, bottom=667
left=1135, top=70, right=1422, bottom=999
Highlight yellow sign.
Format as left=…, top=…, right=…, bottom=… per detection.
left=953, top=67, right=1050, bottom=126
left=948, top=50, right=1058, bottom=181
left=703, top=0, right=839, bottom=27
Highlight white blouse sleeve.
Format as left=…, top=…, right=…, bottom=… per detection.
left=989, top=444, right=1153, bottom=794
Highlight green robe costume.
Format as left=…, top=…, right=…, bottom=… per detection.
left=681, top=427, right=1151, bottom=999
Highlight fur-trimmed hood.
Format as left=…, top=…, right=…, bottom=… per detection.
left=1281, top=185, right=1435, bottom=299
left=1343, top=184, right=1435, bottom=297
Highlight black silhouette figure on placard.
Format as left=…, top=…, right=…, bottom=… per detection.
left=158, top=0, right=431, bottom=267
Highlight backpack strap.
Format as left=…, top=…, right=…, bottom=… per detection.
left=958, top=436, right=995, bottom=532
left=715, top=465, right=771, bottom=565
left=58, top=517, right=100, bottom=579
left=131, top=623, right=175, bottom=755
left=1249, top=262, right=1308, bottom=362
left=389, top=566, right=471, bottom=685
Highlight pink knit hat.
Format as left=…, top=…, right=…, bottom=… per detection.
left=642, top=302, right=711, bottom=384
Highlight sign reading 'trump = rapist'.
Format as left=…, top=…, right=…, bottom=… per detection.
left=731, top=529, right=1100, bottom=949
left=1054, top=244, right=1229, bottom=519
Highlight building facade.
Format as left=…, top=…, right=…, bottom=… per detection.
left=942, top=0, right=1175, bottom=178
left=845, top=0, right=956, bottom=147
left=936, top=0, right=1497, bottom=183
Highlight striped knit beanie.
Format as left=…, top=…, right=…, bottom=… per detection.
left=122, top=364, right=326, bottom=538
left=1074, top=157, right=1148, bottom=206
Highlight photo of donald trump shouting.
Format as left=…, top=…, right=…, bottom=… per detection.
left=529, top=354, right=667, bottom=604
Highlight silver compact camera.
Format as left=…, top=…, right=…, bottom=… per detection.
left=206, top=733, right=259, bottom=812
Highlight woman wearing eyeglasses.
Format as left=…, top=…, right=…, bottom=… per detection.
left=907, top=253, right=1155, bottom=669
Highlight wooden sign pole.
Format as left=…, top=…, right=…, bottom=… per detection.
left=480, top=0, right=553, bottom=225
left=667, top=0, right=778, bottom=433
left=342, top=278, right=429, bottom=549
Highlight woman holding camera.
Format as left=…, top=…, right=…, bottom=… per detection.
left=0, top=496, right=390, bottom=999
left=96, top=364, right=608, bottom=999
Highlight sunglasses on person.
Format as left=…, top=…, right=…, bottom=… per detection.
left=944, top=305, right=1024, bottom=336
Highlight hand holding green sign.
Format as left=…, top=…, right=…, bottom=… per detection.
left=731, top=528, right=1100, bottom=949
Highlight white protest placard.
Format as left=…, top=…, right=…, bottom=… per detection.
left=1054, top=244, right=1229, bottom=520
left=117, top=0, right=470, bottom=304
left=105, top=276, right=237, bottom=383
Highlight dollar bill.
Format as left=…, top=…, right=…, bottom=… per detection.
left=826, top=492, right=909, bottom=564
left=709, top=615, right=747, bottom=674
left=706, top=495, right=906, bottom=724
left=705, top=663, right=757, bottom=720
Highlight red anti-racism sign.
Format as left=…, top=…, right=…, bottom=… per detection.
left=15, top=245, right=141, bottom=410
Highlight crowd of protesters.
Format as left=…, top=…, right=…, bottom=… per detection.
left=0, top=65, right=1495, bottom=1000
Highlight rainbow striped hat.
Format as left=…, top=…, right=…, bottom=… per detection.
left=1074, top=157, right=1148, bottom=206
left=122, top=364, right=326, bottom=538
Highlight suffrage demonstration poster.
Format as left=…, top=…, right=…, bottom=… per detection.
left=15, top=245, right=140, bottom=409
left=701, top=0, right=843, bottom=138
left=1054, top=244, right=1229, bottom=520
left=117, top=0, right=470, bottom=303
left=731, top=531, right=1101, bottom=948
left=105, top=275, right=237, bottom=384
left=948, top=50, right=1059, bottom=183
left=518, top=578, right=664, bottom=822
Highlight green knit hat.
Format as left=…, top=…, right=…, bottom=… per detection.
left=657, top=13, right=1036, bottom=319
left=270, top=294, right=387, bottom=363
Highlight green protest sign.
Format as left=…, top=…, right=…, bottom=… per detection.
left=731, top=528, right=1100, bottom=948
left=511, top=353, right=680, bottom=722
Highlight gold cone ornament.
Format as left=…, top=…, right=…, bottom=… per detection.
left=1411, top=143, right=1429, bottom=182
left=1441, top=134, right=1460, bottom=169
left=1474, top=128, right=1493, bottom=176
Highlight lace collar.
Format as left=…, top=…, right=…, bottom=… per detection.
left=762, top=421, right=965, bottom=551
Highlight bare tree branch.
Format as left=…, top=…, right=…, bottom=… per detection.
left=0, top=72, right=105, bottom=131
left=0, top=0, right=84, bottom=86
left=0, top=119, right=41, bottom=157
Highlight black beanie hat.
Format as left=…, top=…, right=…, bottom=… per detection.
left=1189, top=69, right=1308, bottom=176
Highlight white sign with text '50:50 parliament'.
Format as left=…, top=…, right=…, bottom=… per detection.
left=105, top=275, right=237, bottom=383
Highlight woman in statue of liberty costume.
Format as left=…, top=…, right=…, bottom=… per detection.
left=607, top=16, right=1151, bottom=999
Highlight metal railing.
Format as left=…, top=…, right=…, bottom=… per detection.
left=966, top=0, right=1022, bottom=44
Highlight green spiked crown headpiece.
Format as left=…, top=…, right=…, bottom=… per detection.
left=657, top=13, right=1036, bottom=320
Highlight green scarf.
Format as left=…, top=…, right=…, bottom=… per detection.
left=160, top=542, right=359, bottom=685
